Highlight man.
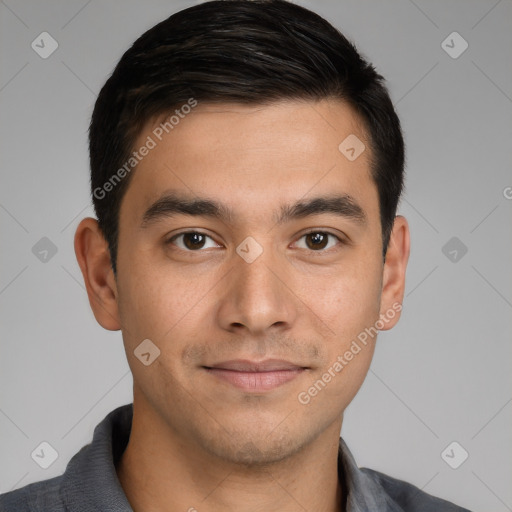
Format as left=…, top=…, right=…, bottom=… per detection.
left=0, top=0, right=472, bottom=510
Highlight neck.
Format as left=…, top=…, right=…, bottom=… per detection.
left=117, top=399, right=344, bottom=512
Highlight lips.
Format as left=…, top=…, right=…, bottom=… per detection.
left=203, top=359, right=307, bottom=392
left=205, top=359, right=306, bottom=372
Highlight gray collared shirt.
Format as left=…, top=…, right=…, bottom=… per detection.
left=0, top=404, right=471, bottom=511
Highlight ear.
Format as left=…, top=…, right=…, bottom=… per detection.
left=74, top=217, right=121, bottom=331
left=379, top=215, right=410, bottom=330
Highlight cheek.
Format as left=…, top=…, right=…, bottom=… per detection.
left=316, top=291, right=379, bottom=385
left=117, top=259, right=213, bottom=351
left=304, top=255, right=382, bottom=400
left=116, top=270, right=202, bottom=397
left=297, top=287, right=379, bottom=415
left=313, top=259, right=382, bottom=337
left=296, top=319, right=376, bottom=422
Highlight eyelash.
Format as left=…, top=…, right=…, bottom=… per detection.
left=165, top=229, right=344, bottom=253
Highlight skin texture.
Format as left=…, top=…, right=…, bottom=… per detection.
left=75, top=98, right=410, bottom=512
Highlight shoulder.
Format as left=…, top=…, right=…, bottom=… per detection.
left=0, top=404, right=134, bottom=512
left=0, top=475, right=66, bottom=512
left=361, top=467, right=473, bottom=512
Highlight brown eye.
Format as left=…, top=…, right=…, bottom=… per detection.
left=183, top=233, right=206, bottom=250
left=295, top=231, right=341, bottom=252
left=167, top=232, right=219, bottom=251
left=305, top=232, right=329, bottom=250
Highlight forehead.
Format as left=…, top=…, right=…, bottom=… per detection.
left=121, top=99, right=378, bottom=225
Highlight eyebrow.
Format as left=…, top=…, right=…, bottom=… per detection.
left=140, top=191, right=367, bottom=228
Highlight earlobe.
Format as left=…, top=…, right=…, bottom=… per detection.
left=379, top=215, right=410, bottom=330
left=74, top=217, right=121, bottom=331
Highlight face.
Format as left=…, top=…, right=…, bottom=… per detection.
left=84, top=99, right=408, bottom=465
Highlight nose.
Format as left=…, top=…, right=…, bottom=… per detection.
left=216, top=244, right=298, bottom=336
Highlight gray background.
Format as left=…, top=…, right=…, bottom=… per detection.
left=1, top=1, right=511, bottom=510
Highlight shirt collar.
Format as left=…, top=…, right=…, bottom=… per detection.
left=61, top=404, right=400, bottom=512
left=62, top=404, right=134, bottom=511
left=338, top=437, right=403, bottom=511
